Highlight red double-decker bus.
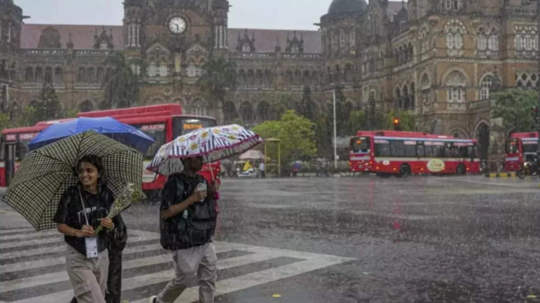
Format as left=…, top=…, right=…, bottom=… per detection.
left=0, top=104, right=219, bottom=192
left=349, top=131, right=480, bottom=177
left=504, top=132, right=538, bottom=172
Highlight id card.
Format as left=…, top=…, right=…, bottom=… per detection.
left=85, top=237, right=98, bottom=259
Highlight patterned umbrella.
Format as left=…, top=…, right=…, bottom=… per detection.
left=148, top=124, right=262, bottom=176
left=3, top=131, right=143, bottom=231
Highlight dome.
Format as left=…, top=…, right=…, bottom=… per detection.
left=328, top=0, right=368, bottom=15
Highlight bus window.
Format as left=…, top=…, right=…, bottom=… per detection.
left=404, top=141, right=417, bottom=157
left=375, top=140, right=390, bottom=157
left=16, top=141, right=30, bottom=161
left=138, top=124, right=166, bottom=158
left=351, top=137, right=370, bottom=153
left=390, top=140, right=405, bottom=157
left=523, top=142, right=538, bottom=153
left=417, top=143, right=425, bottom=157
left=458, top=146, right=469, bottom=158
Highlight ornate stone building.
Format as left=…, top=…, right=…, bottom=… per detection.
left=1, top=0, right=540, bottom=158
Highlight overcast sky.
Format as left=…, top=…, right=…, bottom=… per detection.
left=13, top=0, right=331, bottom=30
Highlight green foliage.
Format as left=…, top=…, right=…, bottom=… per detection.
left=384, top=110, right=417, bottom=131
left=492, top=89, right=538, bottom=132
left=198, top=57, right=237, bottom=106
left=103, top=52, right=139, bottom=109
left=32, top=77, right=63, bottom=122
left=0, top=112, right=10, bottom=134
left=252, top=110, right=317, bottom=164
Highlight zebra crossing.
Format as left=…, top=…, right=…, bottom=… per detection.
left=0, top=228, right=354, bottom=303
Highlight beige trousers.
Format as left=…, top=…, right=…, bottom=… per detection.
left=157, top=242, right=218, bottom=303
left=66, top=245, right=109, bottom=303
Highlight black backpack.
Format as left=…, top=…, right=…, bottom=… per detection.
left=160, top=174, right=218, bottom=251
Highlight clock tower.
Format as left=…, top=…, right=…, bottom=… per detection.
left=123, top=0, right=229, bottom=111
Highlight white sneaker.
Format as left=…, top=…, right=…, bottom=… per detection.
left=149, top=296, right=157, bottom=303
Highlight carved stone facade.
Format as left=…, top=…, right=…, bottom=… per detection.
left=1, top=0, right=540, bottom=159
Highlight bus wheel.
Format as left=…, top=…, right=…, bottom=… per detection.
left=399, top=164, right=411, bottom=178
left=456, top=164, right=466, bottom=176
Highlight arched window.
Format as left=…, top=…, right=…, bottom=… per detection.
left=445, top=0, right=463, bottom=10
left=395, top=87, right=401, bottom=107
left=477, top=29, right=487, bottom=51
left=446, top=71, right=466, bottom=104
left=242, top=44, right=250, bottom=53
left=421, top=73, right=430, bottom=105
left=24, top=67, right=33, bottom=82
left=340, top=31, right=346, bottom=47
left=402, top=85, right=409, bottom=110
left=257, top=101, right=270, bottom=122
left=97, top=67, right=104, bottom=84
left=45, top=67, right=53, bottom=82
left=54, top=67, right=63, bottom=83
left=488, top=29, right=499, bottom=51
left=35, top=67, right=44, bottom=83
left=77, top=67, right=86, bottom=83
left=445, top=20, right=466, bottom=56
left=480, top=75, right=494, bottom=100
left=87, top=67, right=95, bottom=83
left=239, top=102, right=253, bottom=124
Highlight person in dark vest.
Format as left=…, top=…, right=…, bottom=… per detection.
left=149, top=156, right=219, bottom=303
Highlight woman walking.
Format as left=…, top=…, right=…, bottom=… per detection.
left=54, top=155, right=118, bottom=303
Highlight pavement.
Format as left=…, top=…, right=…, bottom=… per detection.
left=2, top=176, right=540, bottom=302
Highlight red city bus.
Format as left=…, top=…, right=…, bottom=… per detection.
left=504, top=132, right=538, bottom=172
left=349, top=131, right=480, bottom=177
left=0, top=104, right=219, bottom=190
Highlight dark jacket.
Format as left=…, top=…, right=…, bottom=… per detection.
left=160, top=173, right=218, bottom=251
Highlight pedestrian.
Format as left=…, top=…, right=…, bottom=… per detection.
left=54, top=155, right=117, bottom=303
left=259, top=161, right=266, bottom=178
left=150, top=156, right=219, bottom=303
left=70, top=215, right=128, bottom=303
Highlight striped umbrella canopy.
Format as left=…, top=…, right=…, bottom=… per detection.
left=148, top=124, right=262, bottom=176
left=3, top=131, right=143, bottom=231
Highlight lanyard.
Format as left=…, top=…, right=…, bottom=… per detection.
left=78, top=188, right=90, bottom=226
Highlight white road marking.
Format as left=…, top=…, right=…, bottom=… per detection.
left=0, top=229, right=58, bottom=241
left=2, top=230, right=355, bottom=303
left=0, top=228, right=34, bottom=235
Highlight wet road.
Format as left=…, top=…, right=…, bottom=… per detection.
left=123, top=176, right=540, bottom=303
left=2, top=176, right=540, bottom=302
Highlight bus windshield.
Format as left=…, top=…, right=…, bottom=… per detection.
left=137, top=124, right=166, bottom=158
left=507, top=140, right=518, bottom=154
left=350, top=137, right=371, bottom=153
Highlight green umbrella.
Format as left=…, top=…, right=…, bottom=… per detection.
left=3, top=131, right=143, bottom=231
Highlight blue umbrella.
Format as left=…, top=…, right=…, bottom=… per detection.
left=29, top=117, right=155, bottom=153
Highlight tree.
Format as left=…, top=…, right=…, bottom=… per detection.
left=384, top=110, right=417, bottom=131
left=0, top=112, right=10, bottom=135
left=365, top=95, right=385, bottom=130
left=198, top=57, right=238, bottom=110
left=33, top=76, right=63, bottom=122
left=492, top=89, right=538, bottom=133
left=272, top=92, right=296, bottom=120
left=253, top=110, right=317, bottom=164
left=103, top=52, right=139, bottom=109
left=331, top=85, right=349, bottom=137
left=298, top=86, right=316, bottom=121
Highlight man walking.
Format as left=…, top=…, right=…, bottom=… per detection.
left=150, top=156, right=219, bottom=303
left=259, top=161, right=266, bottom=178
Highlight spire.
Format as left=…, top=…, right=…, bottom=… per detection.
left=67, top=33, right=74, bottom=49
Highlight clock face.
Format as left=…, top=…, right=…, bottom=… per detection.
left=169, top=17, right=187, bottom=34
